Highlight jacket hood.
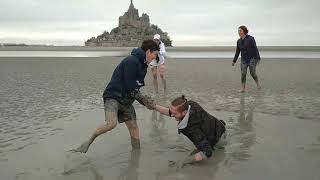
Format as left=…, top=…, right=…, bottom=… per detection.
left=131, top=48, right=146, bottom=65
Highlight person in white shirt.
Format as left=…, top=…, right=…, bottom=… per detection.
left=149, top=34, right=167, bottom=94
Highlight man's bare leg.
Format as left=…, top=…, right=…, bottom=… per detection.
left=151, top=67, right=159, bottom=94
left=240, top=63, right=248, bottom=93
left=240, top=83, right=246, bottom=93
left=249, top=64, right=261, bottom=90
left=125, top=120, right=140, bottom=149
left=159, top=64, right=167, bottom=94
left=73, top=109, right=118, bottom=153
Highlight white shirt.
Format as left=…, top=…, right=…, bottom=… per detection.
left=150, top=41, right=166, bottom=67
left=177, top=105, right=191, bottom=130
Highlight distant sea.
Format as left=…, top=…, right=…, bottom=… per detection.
left=0, top=46, right=319, bottom=58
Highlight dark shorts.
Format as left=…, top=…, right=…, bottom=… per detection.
left=104, top=98, right=136, bottom=123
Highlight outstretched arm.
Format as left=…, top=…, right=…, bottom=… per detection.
left=131, top=92, right=171, bottom=115
left=154, top=104, right=170, bottom=117
left=131, top=90, right=155, bottom=110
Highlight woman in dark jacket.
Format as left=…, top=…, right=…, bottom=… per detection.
left=153, top=95, right=227, bottom=167
left=232, top=26, right=261, bottom=92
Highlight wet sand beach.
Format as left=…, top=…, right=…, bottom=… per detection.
left=0, top=54, right=319, bottom=180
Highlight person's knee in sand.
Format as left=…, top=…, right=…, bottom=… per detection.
left=72, top=40, right=159, bottom=153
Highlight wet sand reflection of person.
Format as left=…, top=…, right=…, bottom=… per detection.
left=149, top=110, right=167, bottom=144
left=118, top=149, right=141, bottom=180
left=119, top=110, right=167, bottom=180
left=230, top=94, right=258, bottom=161
left=63, top=156, right=103, bottom=180
left=157, top=149, right=226, bottom=180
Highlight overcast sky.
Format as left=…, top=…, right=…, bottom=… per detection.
left=0, top=0, right=319, bottom=46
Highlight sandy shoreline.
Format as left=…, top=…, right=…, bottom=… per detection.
left=1, top=107, right=319, bottom=180
left=0, top=56, right=319, bottom=180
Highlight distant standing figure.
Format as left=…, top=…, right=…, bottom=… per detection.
left=149, top=34, right=167, bottom=94
left=232, top=26, right=261, bottom=92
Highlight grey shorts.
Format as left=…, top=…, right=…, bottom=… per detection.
left=104, top=98, right=136, bottom=123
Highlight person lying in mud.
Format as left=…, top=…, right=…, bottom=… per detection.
left=151, top=95, right=227, bottom=167
left=72, top=40, right=158, bottom=153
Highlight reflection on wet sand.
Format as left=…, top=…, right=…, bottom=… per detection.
left=149, top=110, right=167, bottom=144
left=156, top=149, right=226, bottom=180
left=63, top=152, right=103, bottom=180
left=118, top=149, right=141, bottom=180
left=1, top=57, right=319, bottom=180
left=229, top=94, right=258, bottom=161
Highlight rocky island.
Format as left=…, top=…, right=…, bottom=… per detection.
left=85, top=0, right=172, bottom=47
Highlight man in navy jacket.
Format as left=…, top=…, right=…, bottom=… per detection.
left=73, top=40, right=159, bottom=153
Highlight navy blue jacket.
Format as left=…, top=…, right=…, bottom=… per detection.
left=233, top=35, right=260, bottom=63
left=103, top=48, right=148, bottom=104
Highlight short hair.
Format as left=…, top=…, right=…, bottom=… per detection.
left=239, top=25, right=249, bottom=35
left=171, top=95, right=189, bottom=112
left=141, top=40, right=160, bottom=52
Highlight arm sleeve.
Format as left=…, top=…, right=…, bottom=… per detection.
left=187, top=128, right=213, bottom=158
left=130, top=90, right=145, bottom=106
left=123, top=60, right=138, bottom=93
left=130, top=90, right=154, bottom=109
left=159, top=43, right=166, bottom=56
left=233, top=41, right=240, bottom=63
left=252, top=37, right=260, bottom=60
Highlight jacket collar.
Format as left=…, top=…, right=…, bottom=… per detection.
left=177, top=105, right=191, bottom=129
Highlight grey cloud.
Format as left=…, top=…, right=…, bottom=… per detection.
left=0, top=0, right=319, bottom=45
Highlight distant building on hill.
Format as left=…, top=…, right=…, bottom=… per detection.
left=85, top=0, right=172, bottom=47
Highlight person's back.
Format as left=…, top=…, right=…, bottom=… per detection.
left=103, top=48, right=148, bottom=104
